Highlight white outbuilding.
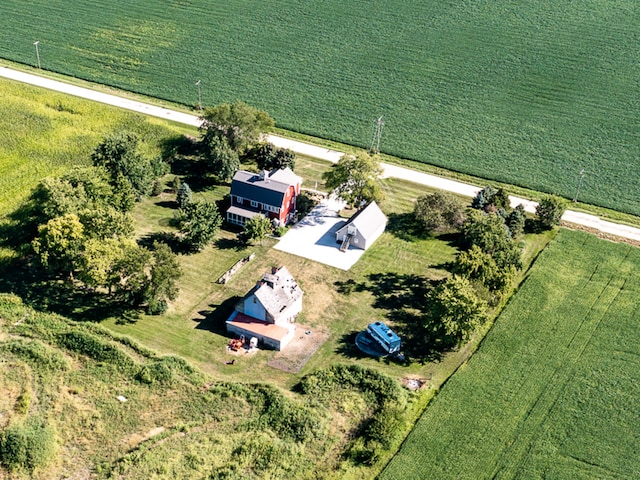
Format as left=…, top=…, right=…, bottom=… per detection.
left=335, top=201, right=387, bottom=252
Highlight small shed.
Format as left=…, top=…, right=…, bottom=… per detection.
left=335, top=201, right=387, bottom=251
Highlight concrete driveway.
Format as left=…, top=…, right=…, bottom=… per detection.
left=274, top=198, right=365, bottom=270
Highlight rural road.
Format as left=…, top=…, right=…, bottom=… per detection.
left=2, top=66, right=640, bottom=243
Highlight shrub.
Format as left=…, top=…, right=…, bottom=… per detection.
left=135, top=361, right=173, bottom=385
left=15, top=391, right=31, bottom=415
left=56, top=331, right=134, bottom=369
left=257, top=387, right=321, bottom=443
left=274, top=225, right=288, bottom=237
left=3, top=340, right=68, bottom=371
left=0, top=418, right=56, bottom=473
left=151, top=179, right=163, bottom=197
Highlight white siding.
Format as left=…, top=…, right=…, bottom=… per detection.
left=244, top=295, right=266, bottom=321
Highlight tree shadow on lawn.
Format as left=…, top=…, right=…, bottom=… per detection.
left=214, top=237, right=246, bottom=251
left=194, top=296, right=241, bottom=336
left=385, top=212, right=425, bottom=242
left=138, top=231, right=184, bottom=254
left=335, top=272, right=453, bottom=363
left=386, top=213, right=463, bottom=248
left=161, top=134, right=201, bottom=161
left=155, top=200, right=177, bottom=210
left=335, top=330, right=369, bottom=359
left=0, top=260, right=131, bottom=322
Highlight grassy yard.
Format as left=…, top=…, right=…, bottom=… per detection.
left=382, top=229, right=640, bottom=479
left=1, top=1, right=639, bottom=215
left=104, top=171, right=464, bottom=388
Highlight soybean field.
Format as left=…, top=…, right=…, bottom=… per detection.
left=1, top=1, right=639, bottom=215
left=381, top=229, right=640, bottom=479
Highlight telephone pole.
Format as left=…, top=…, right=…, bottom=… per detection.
left=573, top=169, right=586, bottom=202
left=195, top=80, right=202, bottom=110
left=369, top=116, right=384, bottom=154
left=33, top=41, right=41, bottom=69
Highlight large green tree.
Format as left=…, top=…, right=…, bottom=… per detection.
left=92, top=132, right=155, bottom=199
left=78, top=207, right=134, bottom=240
left=200, top=101, right=274, bottom=154
left=146, top=241, right=181, bottom=314
left=112, top=241, right=153, bottom=306
left=427, top=275, right=488, bottom=346
left=536, top=195, right=565, bottom=230
left=203, top=136, right=239, bottom=181
left=414, top=192, right=467, bottom=233
left=243, top=215, right=273, bottom=245
left=248, top=142, right=296, bottom=171
left=174, top=201, right=223, bottom=251
left=322, top=153, right=384, bottom=207
left=453, top=245, right=515, bottom=294
left=460, top=210, right=522, bottom=270
left=32, top=214, right=85, bottom=278
left=30, top=166, right=115, bottom=223
left=79, top=237, right=135, bottom=293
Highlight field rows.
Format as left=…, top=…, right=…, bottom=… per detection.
left=381, top=230, right=640, bottom=479
left=1, top=1, right=639, bottom=214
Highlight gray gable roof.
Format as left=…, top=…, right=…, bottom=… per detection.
left=337, top=201, right=387, bottom=239
left=253, top=266, right=303, bottom=317
left=230, top=168, right=299, bottom=208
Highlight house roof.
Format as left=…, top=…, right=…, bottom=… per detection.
left=230, top=168, right=299, bottom=207
left=251, top=266, right=303, bottom=318
left=269, top=167, right=302, bottom=187
left=227, top=312, right=290, bottom=342
left=227, top=205, right=264, bottom=220
left=337, top=201, right=387, bottom=239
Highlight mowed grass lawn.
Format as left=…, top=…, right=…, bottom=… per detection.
left=105, top=170, right=468, bottom=388
left=382, top=229, right=640, bottom=479
left=1, top=1, right=639, bottom=215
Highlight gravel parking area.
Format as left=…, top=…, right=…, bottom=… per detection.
left=274, top=198, right=365, bottom=270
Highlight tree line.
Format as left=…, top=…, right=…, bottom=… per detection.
left=413, top=187, right=566, bottom=348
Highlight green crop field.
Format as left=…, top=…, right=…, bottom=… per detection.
left=381, top=229, right=640, bottom=479
left=2, top=1, right=639, bottom=215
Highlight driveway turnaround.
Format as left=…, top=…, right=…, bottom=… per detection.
left=274, top=198, right=365, bottom=270
left=2, top=65, right=639, bottom=243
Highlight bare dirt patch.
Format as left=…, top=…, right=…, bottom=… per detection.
left=125, top=426, right=166, bottom=450
left=268, top=325, right=329, bottom=373
left=401, top=375, right=432, bottom=391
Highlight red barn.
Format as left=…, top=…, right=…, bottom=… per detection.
left=226, top=168, right=302, bottom=227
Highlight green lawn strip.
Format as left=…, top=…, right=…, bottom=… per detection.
left=381, top=229, right=640, bottom=479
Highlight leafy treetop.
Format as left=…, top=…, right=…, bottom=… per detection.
left=322, top=152, right=384, bottom=207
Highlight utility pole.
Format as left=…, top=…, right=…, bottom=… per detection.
left=33, top=41, right=41, bottom=69
left=195, top=80, right=202, bottom=110
left=573, top=169, right=586, bottom=202
left=369, top=116, right=384, bottom=154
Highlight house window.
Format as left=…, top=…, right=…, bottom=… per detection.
left=250, top=200, right=258, bottom=208
left=354, top=238, right=359, bottom=244
left=235, top=195, right=243, bottom=204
